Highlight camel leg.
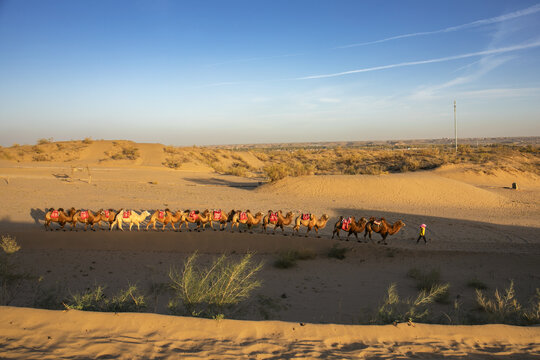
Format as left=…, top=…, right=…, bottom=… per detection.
left=315, top=227, right=321, bottom=238
left=332, top=229, right=339, bottom=239
left=305, top=226, right=311, bottom=237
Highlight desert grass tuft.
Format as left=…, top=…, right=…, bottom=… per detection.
left=168, top=252, right=263, bottom=317
left=407, top=268, right=450, bottom=303
left=327, top=244, right=348, bottom=260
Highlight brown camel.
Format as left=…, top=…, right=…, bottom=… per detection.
left=72, top=209, right=102, bottom=231
left=332, top=216, right=368, bottom=241
left=244, top=211, right=264, bottom=233
left=293, top=213, right=330, bottom=237
left=262, top=210, right=294, bottom=234
left=364, top=217, right=406, bottom=244
left=209, top=209, right=233, bottom=231
left=146, top=209, right=184, bottom=231
left=99, top=209, right=118, bottom=230
left=180, top=209, right=211, bottom=231
left=230, top=210, right=255, bottom=232
left=44, top=207, right=76, bottom=231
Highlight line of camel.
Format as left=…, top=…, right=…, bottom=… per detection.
left=43, top=208, right=405, bottom=244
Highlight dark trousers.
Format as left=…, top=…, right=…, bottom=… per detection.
left=416, top=235, right=426, bottom=243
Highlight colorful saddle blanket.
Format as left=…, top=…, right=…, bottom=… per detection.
left=342, top=217, right=352, bottom=231
left=269, top=212, right=278, bottom=223
left=189, top=211, right=197, bottom=220
left=239, top=212, right=248, bottom=221
left=51, top=210, right=59, bottom=219
left=80, top=211, right=88, bottom=220
left=123, top=210, right=131, bottom=219
left=373, top=220, right=381, bottom=226
left=302, top=213, right=311, bottom=221
left=213, top=210, right=222, bottom=220
left=159, top=210, right=165, bottom=219
left=104, top=210, right=110, bottom=218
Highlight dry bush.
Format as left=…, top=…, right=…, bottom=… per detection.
left=110, top=145, right=140, bottom=160
left=37, top=138, right=52, bottom=145
left=163, top=157, right=182, bottom=169
left=474, top=280, right=539, bottom=324
left=273, top=249, right=316, bottom=269
left=375, top=282, right=450, bottom=324
left=82, top=137, right=93, bottom=144
left=32, top=145, right=43, bottom=154
left=263, top=164, right=289, bottom=182
left=407, top=268, right=450, bottom=303
left=32, top=154, right=50, bottom=162
left=168, top=252, right=263, bottom=318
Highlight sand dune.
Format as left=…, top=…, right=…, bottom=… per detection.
left=1, top=141, right=539, bottom=358
left=1, top=307, right=539, bottom=359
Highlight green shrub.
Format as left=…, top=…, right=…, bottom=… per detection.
left=168, top=252, right=263, bottom=317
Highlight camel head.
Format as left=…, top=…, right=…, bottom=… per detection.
left=359, top=217, right=368, bottom=225
left=141, top=210, right=150, bottom=218
left=285, top=211, right=293, bottom=218
left=321, top=214, right=329, bottom=221
left=254, top=211, right=263, bottom=218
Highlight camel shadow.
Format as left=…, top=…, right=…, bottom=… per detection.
left=30, top=208, right=46, bottom=225
left=184, top=177, right=261, bottom=190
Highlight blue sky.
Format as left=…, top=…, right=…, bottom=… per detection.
left=1, top=0, right=539, bottom=146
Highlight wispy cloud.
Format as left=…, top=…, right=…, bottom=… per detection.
left=457, top=87, right=540, bottom=99
left=338, top=3, right=540, bottom=48
left=298, top=40, right=540, bottom=80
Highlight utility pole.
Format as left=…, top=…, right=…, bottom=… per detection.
left=454, top=100, right=457, bottom=153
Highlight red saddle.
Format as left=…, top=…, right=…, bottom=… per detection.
left=269, top=212, right=278, bottom=223
left=213, top=210, right=222, bottom=220
left=80, top=211, right=89, bottom=220
left=104, top=210, right=110, bottom=218
left=158, top=210, right=165, bottom=219
left=51, top=210, right=59, bottom=219
left=239, top=212, right=248, bottom=221
left=342, top=217, right=352, bottom=231
left=302, top=213, right=311, bottom=221
left=189, top=211, right=197, bottom=220
left=123, top=210, right=131, bottom=219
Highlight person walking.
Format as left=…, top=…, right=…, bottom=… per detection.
left=417, top=224, right=427, bottom=244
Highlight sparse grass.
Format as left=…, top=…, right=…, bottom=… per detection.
left=273, top=249, right=316, bottom=269
left=375, top=282, right=450, bottom=324
left=467, top=278, right=488, bottom=290
left=1, top=235, right=32, bottom=305
left=168, top=252, right=263, bottom=317
left=82, top=137, right=93, bottom=144
left=327, top=244, right=348, bottom=260
left=407, top=268, right=450, bottom=303
left=64, top=284, right=147, bottom=312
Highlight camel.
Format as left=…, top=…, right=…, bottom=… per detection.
left=180, top=209, right=211, bottom=231
left=99, top=209, right=118, bottom=230
left=244, top=211, right=264, bottom=233
left=293, top=213, right=330, bottom=237
left=262, top=210, right=294, bottom=234
left=72, top=209, right=102, bottom=231
left=44, top=207, right=76, bottom=231
left=230, top=210, right=261, bottom=232
left=146, top=209, right=184, bottom=231
left=332, top=216, right=368, bottom=241
left=209, top=209, right=233, bottom=231
left=364, top=217, right=406, bottom=244
left=111, top=209, right=150, bottom=231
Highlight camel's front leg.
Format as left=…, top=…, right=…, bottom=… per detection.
left=129, top=222, right=133, bottom=231
left=305, top=226, right=312, bottom=237
left=332, top=229, right=340, bottom=239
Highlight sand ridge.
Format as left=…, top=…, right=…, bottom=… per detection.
left=1, top=307, right=539, bottom=359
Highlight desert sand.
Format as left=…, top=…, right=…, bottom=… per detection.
left=0, top=140, right=539, bottom=359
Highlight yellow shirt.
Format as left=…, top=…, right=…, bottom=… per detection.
left=420, top=228, right=425, bottom=236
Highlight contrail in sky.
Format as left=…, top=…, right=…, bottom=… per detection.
left=338, top=3, right=540, bottom=48
left=298, top=40, right=540, bottom=79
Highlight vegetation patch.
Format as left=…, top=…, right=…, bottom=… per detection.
left=64, top=284, right=147, bottom=312
left=168, top=252, right=263, bottom=318
left=327, top=244, right=348, bottom=260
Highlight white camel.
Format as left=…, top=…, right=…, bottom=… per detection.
left=111, top=209, right=150, bottom=231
